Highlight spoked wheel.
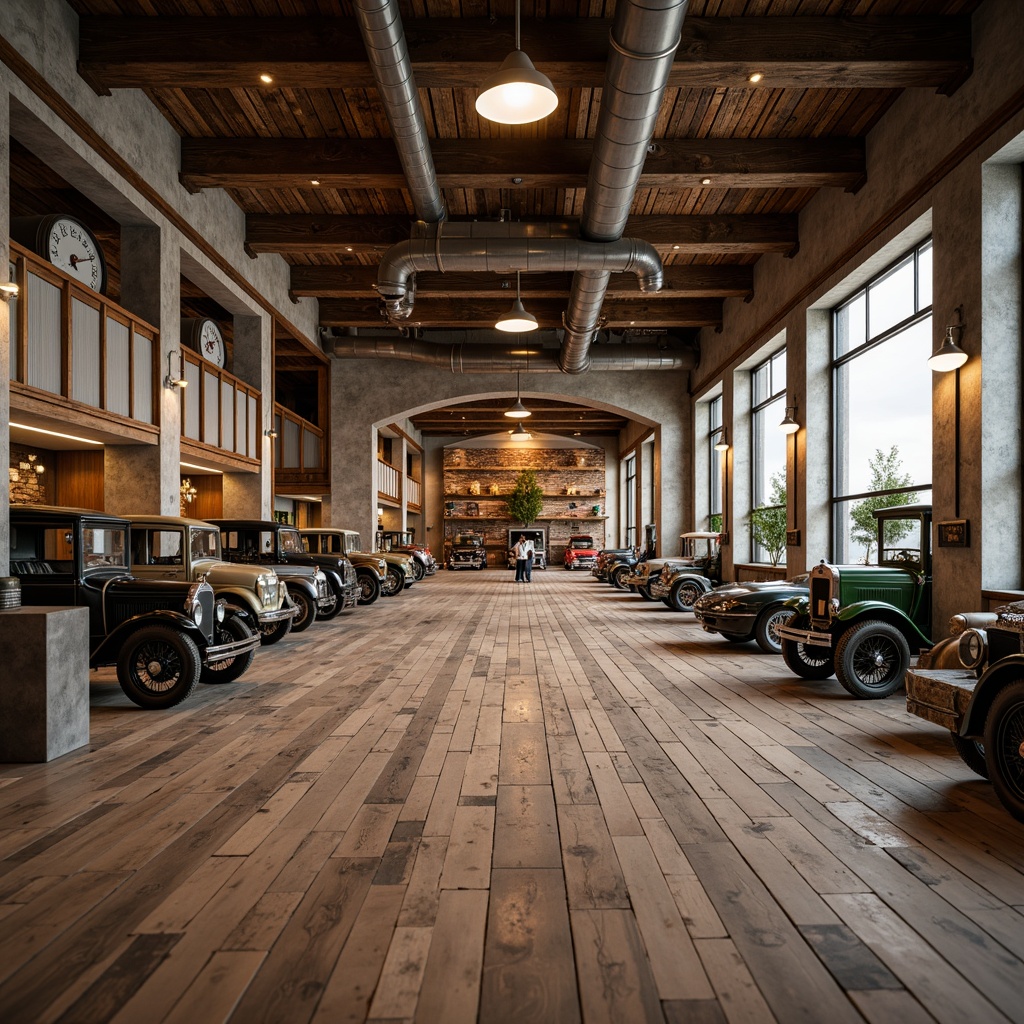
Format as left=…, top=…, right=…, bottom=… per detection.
left=258, top=614, right=293, bottom=645
left=200, top=616, right=257, bottom=684
left=667, top=578, right=704, bottom=613
left=983, top=681, right=1024, bottom=822
left=411, top=559, right=426, bottom=582
left=116, top=625, right=202, bottom=709
left=780, top=618, right=835, bottom=680
left=950, top=732, right=988, bottom=779
left=834, top=620, right=910, bottom=698
left=610, top=565, right=631, bottom=590
left=357, top=571, right=381, bottom=606
left=381, top=565, right=405, bottom=596
left=755, top=606, right=794, bottom=655
left=287, top=589, right=316, bottom=633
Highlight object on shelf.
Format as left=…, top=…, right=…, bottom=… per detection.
left=466, top=502, right=480, bottom=516
left=445, top=502, right=456, bottom=517
left=591, top=505, right=602, bottom=516
left=469, top=480, right=481, bottom=495
left=489, top=483, right=501, bottom=495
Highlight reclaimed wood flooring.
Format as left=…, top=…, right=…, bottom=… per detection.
left=1, top=569, right=1023, bottom=1024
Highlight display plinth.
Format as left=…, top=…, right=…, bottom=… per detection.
left=0, top=607, right=90, bottom=762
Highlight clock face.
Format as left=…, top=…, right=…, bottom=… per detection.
left=198, top=319, right=226, bottom=368
left=46, top=217, right=106, bottom=294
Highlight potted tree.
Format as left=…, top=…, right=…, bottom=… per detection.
left=505, top=470, right=544, bottom=526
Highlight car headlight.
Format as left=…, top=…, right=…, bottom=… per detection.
left=192, top=602, right=204, bottom=627
left=957, top=628, right=987, bottom=670
left=216, top=600, right=226, bottom=623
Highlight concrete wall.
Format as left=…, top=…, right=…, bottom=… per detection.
left=692, top=0, right=1024, bottom=629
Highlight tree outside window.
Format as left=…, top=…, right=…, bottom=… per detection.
left=750, top=349, right=787, bottom=562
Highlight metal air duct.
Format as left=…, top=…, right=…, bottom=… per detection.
left=560, top=0, right=689, bottom=374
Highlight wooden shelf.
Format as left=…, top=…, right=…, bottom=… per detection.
left=444, top=492, right=605, bottom=499
left=445, top=515, right=607, bottom=522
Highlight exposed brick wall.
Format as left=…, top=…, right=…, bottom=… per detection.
left=9, top=444, right=50, bottom=506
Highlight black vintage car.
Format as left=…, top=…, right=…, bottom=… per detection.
left=212, top=519, right=360, bottom=624
left=9, top=505, right=260, bottom=709
left=448, top=533, right=487, bottom=570
left=376, top=530, right=438, bottom=580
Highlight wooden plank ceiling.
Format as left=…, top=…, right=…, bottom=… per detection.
left=66, top=0, right=978, bottom=436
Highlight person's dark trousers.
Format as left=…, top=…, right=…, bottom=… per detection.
left=525, top=556, right=533, bottom=582
left=515, top=558, right=526, bottom=581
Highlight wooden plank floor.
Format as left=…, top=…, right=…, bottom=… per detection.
left=1, top=569, right=1023, bottom=1024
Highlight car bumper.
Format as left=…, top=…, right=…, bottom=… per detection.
left=339, top=582, right=360, bottom=609
left=203, top=631, right=261, bottom=665
left=776, top=623, right=833, bottom=648
left=257, top=605, right=299, bottom=625
left=694, top=610, right=758, bottom=635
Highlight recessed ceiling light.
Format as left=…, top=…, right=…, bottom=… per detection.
left=310, top=179, right=321, bottom=186
left=672, top=245, right=680, bottom=250
left=259, top=73, right=273, bottom=85
left=749, top=72, right=763, bottom=84
left=11, top=422, right=103, bottom=445
left=701, top=177, right=712, bottom=185
left=345, top=246, right=353, bottom=252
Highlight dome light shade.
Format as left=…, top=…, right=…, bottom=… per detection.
left=778, top=407, right=799, bottom=434
left=714, top=428, right=730, bottom=452
left=476, top=50, right=558, bottom=125
left=504, top=370, right=532, bottom=419
left=496, top=297, right=538, bottom=332
left=928, top=326, right=968, bottom=372
left=509, top=422, right=533, bottom=441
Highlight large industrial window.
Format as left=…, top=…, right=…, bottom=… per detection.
left=708, top=396, right=723, bottom=532
left=750, top=349, right=787, bottom=562
left=624, top=453, right=637, bottom=547
left=832, top=239, right=932, bottom=562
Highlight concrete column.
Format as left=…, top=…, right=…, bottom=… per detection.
left=107, top=226, right=180, bottom=515
left=230, top=313, right=273, bottom=518
left=0, top=90, right=11, bottom=572
left=803, top=309, right=832, bottom=571
left=730, top=366, right=753, bottom=568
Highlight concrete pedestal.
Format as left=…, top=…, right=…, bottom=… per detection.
left=0, top=606, right=90, bottom=762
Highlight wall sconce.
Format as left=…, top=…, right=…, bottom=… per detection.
left=0, top=281, right=19, bottom=302
left=265, top=428, right=278, bottom=439
left=714, top=428, right=730, bottom=452
left=929, top=306, right=969, bottom=372
left=778, top=405, right=799, bottom=434
left=163, top=349, right=188, bottom=389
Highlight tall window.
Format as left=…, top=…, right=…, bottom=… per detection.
left=833, top=239, right=932, bottom=562
left=709, top=396, right=723, bottom=531
left=750, top=349, right=787, bottom=561
left=624, top=453, right=637, bottom=547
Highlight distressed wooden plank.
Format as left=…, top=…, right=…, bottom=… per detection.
left=499, top=723, right=551, bottom=786
left=223, top=890, right=304, bottom=951
left=493, top=785, right=561, bottom=869
left=397, top=836, right=449, bottom=928
left=439, top=804, right=494, bottom=889
left=558, top=804, right=630, bottom=911
left=367, top=926, right=433, bottom=1020
left=162, top=950, right=266, bottom=1024
left=583, top=752, right=644, bottom=837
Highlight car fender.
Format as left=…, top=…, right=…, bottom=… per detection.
left=91, top=611, right=206, bottom=666
left=219, top=598, right=259, bottom=631
left=961, top=654, right=1024, bottom=738
left=784, top=595, right=810, bottom=614
left=834, top=602, right=931, bottom=648
left=670, top=572, right=712, bottom=595
left=285, top=577, right=319, bottom=600
left=215, top=588, right=262, bottom=618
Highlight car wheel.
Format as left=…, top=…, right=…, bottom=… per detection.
left=834, top=620, right=910, bottom=699
left=258, top=615, right=293, bottom=646
left=116, top=625, right=202, bottom=709
left=287, top=588, right=316, bottom=632
left=610, top=565, right=631, bottom=590
left=983, top=681, right=1024, bottom=822
left=317, top=589, right=343, bottom=621
left=200, top=616, right=257, bottom=685
left=357, top=571, right=381, bottom=606
left=636, top=585, right=655, bottom=601
left=668, top=578, right=704, bottom=612
left=754, top=606, right=794, bottom=655
left=381, top=565, right=405, bottom=596
left=411, top=560, right=426, bottom=582
left=950, top=731, right=988, bottom=779
left=780, top=621, right=835, bottom=680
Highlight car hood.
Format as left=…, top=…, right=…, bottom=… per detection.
left=694, top=578, right=808, bottom=609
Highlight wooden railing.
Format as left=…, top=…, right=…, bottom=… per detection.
left=406, top=476, right=421, bottom=509
left=377, top=459, right=400, bottom=502
left=272, top=404, right=329, bottom=491
left=180, top=349, right=261, bottom=461
left=9, top=242, right=157, bottom=431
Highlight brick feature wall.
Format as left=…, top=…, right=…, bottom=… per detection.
left=443, top=447, right=607, bottom=566
left=9, top=444, right=50, bottom=506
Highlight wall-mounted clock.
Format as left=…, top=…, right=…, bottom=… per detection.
left=181, top=317, right=226, bottom=369
left=11, top=214, right=108, bottom=295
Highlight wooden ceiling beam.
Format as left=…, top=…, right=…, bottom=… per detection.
left=290, top=264, right=754, bottom=300
left=247, top=214, right=797, bottom=255
left=318, top=298, right=723, bottom=329
left=78, top=17, right=971, bottom=94
left=180, top=138, right=864, bottom=193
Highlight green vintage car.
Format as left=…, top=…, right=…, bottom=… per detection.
left=776, top=504, right=932, bottom=698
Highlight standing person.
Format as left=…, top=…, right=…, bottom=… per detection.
left=523, top=534, right=535, bottom=582
left=513, top=535, right=528, bottom=582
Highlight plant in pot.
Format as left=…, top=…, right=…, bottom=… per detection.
left=505, top=470, right=544, bottom=526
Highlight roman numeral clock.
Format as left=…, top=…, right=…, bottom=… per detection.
left=181, top=317, right=226, bottom=369
left=11, top=214, right=108, bottom=295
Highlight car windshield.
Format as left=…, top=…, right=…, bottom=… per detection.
left=279, top=529, right=304, bottom=553
left=878, top=518, right=925, bottom=569
left=190, top=528, right=220, bottom=560
left=347, top=533, right=362, bottom=551
left=569, top=538, right=593, bottom=549
left=83, top=527, right=128, bottom=569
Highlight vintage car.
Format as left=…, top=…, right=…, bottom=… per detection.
left=506, top=528, right=547, bottom=570
left=776, top=504, right=933, bottom=698
left=449, top=533, right=487, bottom=570
left=591, top=547, right=634, bottom=581
left=626, top=532, right=721, bottom=601
left=299, top=529, right=388, bottom=605
left=127, top=515, right=297, bottom=645
left=564, top=535, right=599, bottom=571
left=9, top=505, right=260, bottom=708
left=604, top=526, right=658, bottom=589
left=693, top=575, right=809, bottom=653
left=376, top=530, right=437, bottom=580
left=650, top=535, right=726, bottom=612
left=905, top=603, right=1024, bottom=822
left=210, top=520, right=342, bottom=630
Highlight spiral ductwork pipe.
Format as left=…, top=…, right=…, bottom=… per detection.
left=353, top=0, right=446, bottom=224
left=332, top=336, right=696, bottom=373
left=560, top=0, right=689, bottom=374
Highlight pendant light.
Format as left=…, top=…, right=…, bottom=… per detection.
left=503, top=370, right=532, bottom=419
left=778, top=405, right=799, bottom=434
left=495, top=272, right=538, bottom=332
left=475, top=0, right=558, bottom=125
left=509, top=422, right=533, bottom=441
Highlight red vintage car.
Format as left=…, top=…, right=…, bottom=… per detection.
left=564, top=535, right=599, bottom=570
